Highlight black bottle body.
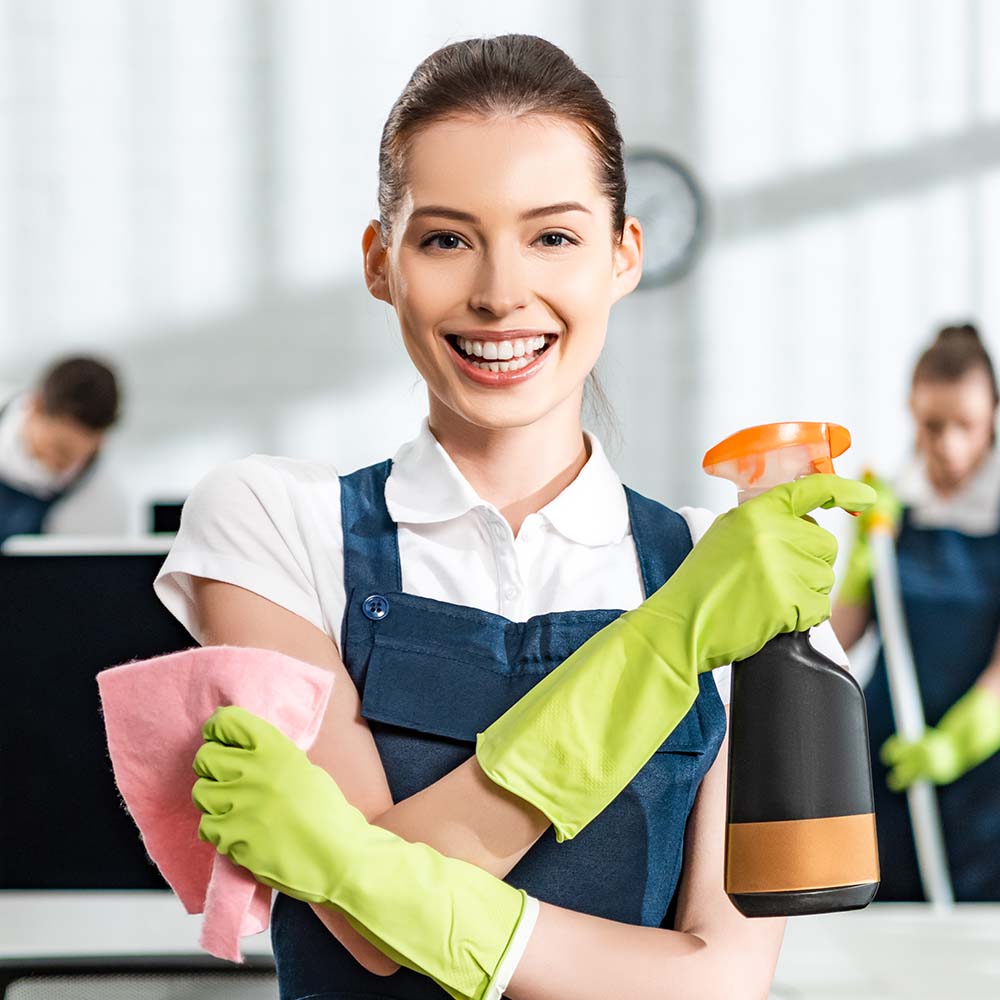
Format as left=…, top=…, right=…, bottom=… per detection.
left=725, top=631, right=880, bottom=916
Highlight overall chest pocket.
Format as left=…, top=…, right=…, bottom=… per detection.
left=358, top=631, right=712, bottom=804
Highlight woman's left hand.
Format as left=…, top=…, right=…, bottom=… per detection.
left=191, top=705, right=364, bottom=905
left=880, top=726, right=960, bottom=790
left=880, top=685, right=1000, bottom=790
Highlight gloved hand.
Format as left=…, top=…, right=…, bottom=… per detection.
left=838, top=470, right=902, bottom=605
left=192, top=706, right=530, bottom=1000
left=881, top=685, right=1000, bottom=790
left=476, top=473, right=876, bottom=843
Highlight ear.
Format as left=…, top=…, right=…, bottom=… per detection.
left=362, top=221, right=393, bottom=305
left=610, top=216, right=643, bottom=304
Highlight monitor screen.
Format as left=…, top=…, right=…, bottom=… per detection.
left=1, top=550, right=194, bottom=889
left=149, top=501, right=185, bottom=534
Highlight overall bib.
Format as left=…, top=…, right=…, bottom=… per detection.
left=272, top=460, right=727, bottom=999
left=865, top=507, right=1000, bottom=900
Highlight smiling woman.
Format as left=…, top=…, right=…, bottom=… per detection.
left=362, top=111, right=641, bottom=432
left=154, top=31, right=869, bottom=1000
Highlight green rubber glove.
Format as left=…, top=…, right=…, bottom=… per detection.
left=838, top=470, right=902, bottom=605
left=880, top=685, right=1000, bottom=790
left=192, top=706, right=528, bottom=1000
left=476, top=473, right=876, bottom=843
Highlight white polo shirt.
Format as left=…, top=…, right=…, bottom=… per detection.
left=154, top=419, right=849, bottom=707
left=894, top=446, right=1000, bottom=536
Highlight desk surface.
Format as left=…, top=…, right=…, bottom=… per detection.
left=772, top=902, right=1000, bottom=998
left=0, top=891, right=272, bottom=958
left=2, top=894, right=999, bottom=997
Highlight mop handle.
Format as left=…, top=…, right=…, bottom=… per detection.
left=868, top=522, right=955, bottom=909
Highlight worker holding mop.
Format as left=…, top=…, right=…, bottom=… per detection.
left=832, top=323, right=1000, bottom=902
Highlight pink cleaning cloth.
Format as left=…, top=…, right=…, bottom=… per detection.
left=97, top=644, right=334, bottom=962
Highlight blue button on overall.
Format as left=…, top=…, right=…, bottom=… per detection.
left=362, top=594, right=390, bottom=620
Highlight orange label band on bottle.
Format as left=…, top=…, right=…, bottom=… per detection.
left=725, top=813, right=880, bottom=895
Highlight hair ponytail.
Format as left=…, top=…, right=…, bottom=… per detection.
left=912, top=322, right=999, bottom=406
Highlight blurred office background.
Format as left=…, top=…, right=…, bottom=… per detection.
left=3, top=2, right=1000, bottom=998
left=5, top=0, right=999, bottom=523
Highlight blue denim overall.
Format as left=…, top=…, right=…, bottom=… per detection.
left=271, top=460, right=727, bottom=999
left=865, top=506, right=1000, bottom=900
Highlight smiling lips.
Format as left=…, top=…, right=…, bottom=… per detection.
left=445, top=332, right=556, bottom=384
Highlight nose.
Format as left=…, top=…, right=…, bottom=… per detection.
left=933, top=427, right=966, bottom=469
left=468, top=248, right=530, bottom=318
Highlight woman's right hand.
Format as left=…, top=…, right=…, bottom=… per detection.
left=626, top=473, right=876, bottom=673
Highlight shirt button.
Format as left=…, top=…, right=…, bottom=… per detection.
left=504, top=585, right=519, bottom=601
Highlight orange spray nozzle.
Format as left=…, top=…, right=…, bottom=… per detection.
left=703, top=422, right=854, bottom=507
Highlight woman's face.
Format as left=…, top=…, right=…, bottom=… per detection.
left=363, top=114, right=642, bottom=431
left=24, top=394, right=102, bottom=476
left=910, top=369, right=997, bottom=493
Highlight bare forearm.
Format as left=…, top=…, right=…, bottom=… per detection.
left=976, top=633, right=1000, bottom=699
left=371, top=756, right=550, bottom=875
left=830, top=598, right=872, bottom=652
left=506, top=900, right=780, bottom=1000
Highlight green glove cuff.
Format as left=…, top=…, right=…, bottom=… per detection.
left=476, top=607, right=700, bottom=843
left=937, top=684, right=1000, bottom=772
left=251, top=795, right=528, bottom=1000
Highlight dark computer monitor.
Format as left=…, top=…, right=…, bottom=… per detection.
left=1, top=547, right=195, bottom=889
left=149, top=501, right=185, bottom=534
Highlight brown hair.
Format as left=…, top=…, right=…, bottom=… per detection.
left=377, top=34, right=626, bottom=243
left=912, top=323, right=999, bottom=406
left=37, top=356, right=121, bottom=431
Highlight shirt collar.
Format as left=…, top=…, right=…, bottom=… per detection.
left=384, top=418, right=484, bottom=525
left=895, top=446, right=1000, bottom=536
left=384, top=418, right=630, bottom=546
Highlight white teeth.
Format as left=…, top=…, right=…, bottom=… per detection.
left=453, top=334, right=554, bottom=372
left=455, top=335, right=551, bottom=359
left=465, top=355, right=532, bottom=373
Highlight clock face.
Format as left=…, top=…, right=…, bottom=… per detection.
left=624, top=149, right=706, bottom=288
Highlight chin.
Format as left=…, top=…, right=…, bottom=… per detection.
left=442, top=390, right=567, bottom=432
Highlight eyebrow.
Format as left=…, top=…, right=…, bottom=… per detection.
left=408, top=201, right=592, bottom=224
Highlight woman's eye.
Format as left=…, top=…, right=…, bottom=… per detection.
left=421, top=232, right=465, bottom=250
left=537, top=232, right=576, bottom=248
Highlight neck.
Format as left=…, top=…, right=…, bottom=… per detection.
left=427, top=391, right=590, bottom=536
left=927, top=447, right=993, bottom=499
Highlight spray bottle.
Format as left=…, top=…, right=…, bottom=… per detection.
left=703, top=421, right=880, bottom=917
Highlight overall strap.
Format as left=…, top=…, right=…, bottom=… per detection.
left=624, top=486, right=693, bottom=597
left=339, top=460, right=403, bottom=598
